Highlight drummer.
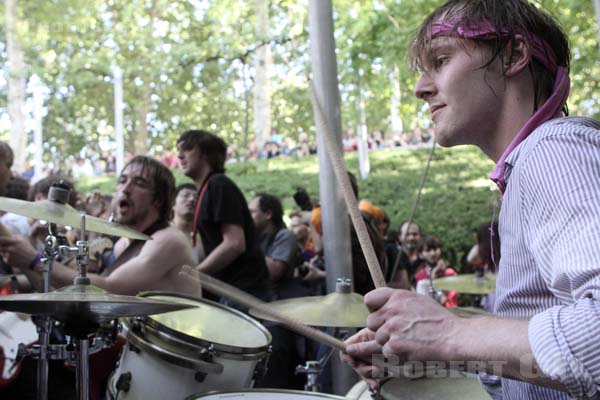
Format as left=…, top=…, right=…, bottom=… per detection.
left=341, top=1, right=600, bottom=399
left=0, top=155, right=198, bottom=296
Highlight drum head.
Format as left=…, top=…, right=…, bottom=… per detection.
left=141, top=293, right=270, bottom=351
left=380, top=372, right=490, bottom=400
left=186, top=389, right=348, bottom=400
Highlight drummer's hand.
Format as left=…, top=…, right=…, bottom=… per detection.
left=365, top=287, right=458, bottom=362
left=0, top=235, right=38, bottom=271
left=340, top=327, right=382, bottom=390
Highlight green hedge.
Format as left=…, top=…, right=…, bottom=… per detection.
left=77, top=145, right=498, bottom=270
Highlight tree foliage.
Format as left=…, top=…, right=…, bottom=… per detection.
left=0, top=0, right=597, bottom=164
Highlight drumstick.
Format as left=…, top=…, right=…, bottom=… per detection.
left=308, top=81, right=386, bottom=289
left=179, top=267, right=346, bottom=352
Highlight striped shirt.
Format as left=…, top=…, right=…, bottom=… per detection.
left=496, top=116, right=600, bottom=399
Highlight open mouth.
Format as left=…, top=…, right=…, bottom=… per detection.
left=118, top=198, right=131, bottom=213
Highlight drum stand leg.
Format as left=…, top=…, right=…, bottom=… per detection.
left=75, top=337, right=90, bottom=400
left=36, top=317, right=51, bottom=400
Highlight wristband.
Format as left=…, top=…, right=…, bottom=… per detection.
left=29, top=253, right=42, bottom=271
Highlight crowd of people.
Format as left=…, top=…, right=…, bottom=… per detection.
left=0, top=0, right=599, bottom=399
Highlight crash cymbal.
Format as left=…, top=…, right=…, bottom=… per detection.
left=0, top=284, right=194, bottom=333
left=250, top=291, right=368, bottom=328
left=0, top=197, right=150, bottom=240
left=433, top=274, right=496, bottom=294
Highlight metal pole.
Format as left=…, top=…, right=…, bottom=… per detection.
left=308, top=0, right=355, bottom=395
left=113, top=65, right=124, bottom=175
left=36, top=318, right=50, bottom=400
left=76, top=337, right=90, bottom=400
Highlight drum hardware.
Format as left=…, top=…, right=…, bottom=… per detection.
left=0, top=185, right=190, bottom=400
left=296, top=327, right=352, bottom=392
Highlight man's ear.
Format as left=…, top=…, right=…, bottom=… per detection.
left=504, top=34, right=531, bottom=77
left=266, top=209, right=273, bottom=221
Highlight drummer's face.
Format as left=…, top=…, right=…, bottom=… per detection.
left=115, top=164, right=157, bottom=227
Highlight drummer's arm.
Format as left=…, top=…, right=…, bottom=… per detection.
left=98, top=227, right=194, bottom=295
left=195, top=223, right=245, bottom=275
left=453, top=316, right=567, bottom=391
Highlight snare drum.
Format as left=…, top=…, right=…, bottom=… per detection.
left=107, top=293, right=271, bottom=400
left=185, top=389, right=348, bottom=400
left=346, top=372, right=490, bottom=399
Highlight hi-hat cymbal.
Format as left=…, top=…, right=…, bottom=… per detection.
left=0, top=284, right=193, bottom=333
left=433, top=274, right=496, bottom=294
left=0, top=197, right=149, bottom=240
left=250, top=291, right=369, bottom=328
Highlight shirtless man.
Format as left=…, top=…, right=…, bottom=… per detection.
left=0, top=156, right=196, bottom=296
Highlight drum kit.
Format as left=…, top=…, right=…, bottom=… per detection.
left=0, top=183, right=498, bottom=400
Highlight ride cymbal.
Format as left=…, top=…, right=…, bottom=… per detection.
left=433, top=274, right=496, bottom=294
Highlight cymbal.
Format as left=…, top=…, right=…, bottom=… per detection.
left=250, top=291, right=368, bottom=328
left=433, top=274, right=496, bottom=294
left=449, top=306, right=490, bottom=318
left=0, top=197, right=150, bottom=240
left=0, top=284, right=194, bottom=333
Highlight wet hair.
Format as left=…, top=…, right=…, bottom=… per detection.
left=256, top=192, right=285, bottom=230
left=175, top=183, right=197, bottom=198
left=177, top=130, right=227, bottom=173
left=409, top=0, right=570, bottom=113
left=122, top=156, right=175, bottom=226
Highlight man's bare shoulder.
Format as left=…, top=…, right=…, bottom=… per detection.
left=139, top=224, right=194, bottom=261
left=147, top=224, right=189, bottom=242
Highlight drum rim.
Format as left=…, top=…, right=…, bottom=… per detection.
left=135, top=291, right=272, bottom=355
left=184, top=388, right=349, bottom=400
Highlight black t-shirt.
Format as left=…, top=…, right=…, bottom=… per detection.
left=197, top=174, right=269, bottom=294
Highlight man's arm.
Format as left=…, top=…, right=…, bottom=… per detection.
left=98, top=227, right=196, bottom=295
left=265, top=229, right=297, bottom=282
left=343, top=288, right=567, bottom=391
left=196, top=223, right=245, bottom=275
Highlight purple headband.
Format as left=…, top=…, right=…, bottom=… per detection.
left=431, top=20, right=570, bottom=194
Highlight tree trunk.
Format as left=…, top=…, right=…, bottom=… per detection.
left=389, top=66, right=403, bottom=135
left=252, top=0, right=272, bottom=157
left=5, top=0, right=27, bottom=172
left=134, top=0, right=160, bottom=155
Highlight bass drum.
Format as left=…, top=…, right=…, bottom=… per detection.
left=185, top=389, right=348, bottom=400
left=346, top=372, right=490, bottom=400
left=107, top=292, right=271, bottom=400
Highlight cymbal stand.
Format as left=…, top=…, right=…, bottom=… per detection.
left=427, top=266, right=442, bottom=302
left=34, top=226, right=61, bottom=400
left=34, top=211, right=92, bottom=400
left=296, top=327, right=350, bottom=392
